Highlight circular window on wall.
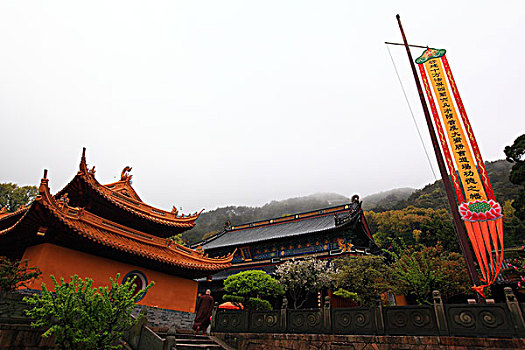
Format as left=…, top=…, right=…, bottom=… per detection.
left=122, top=270, right=148, bottom=302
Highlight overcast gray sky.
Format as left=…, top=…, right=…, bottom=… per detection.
left=0, top=1, right=523, bottom=214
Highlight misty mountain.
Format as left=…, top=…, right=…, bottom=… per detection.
left=183, top=193, right=349, bottom=244
left=392, top=160, right=519, bottom=211
left=183, top=159, right=519, bottom=244
left=361, top=188, right=416, bottom=211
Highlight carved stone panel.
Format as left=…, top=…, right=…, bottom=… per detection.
left=383, top=305, right=438, bottom=335
left=445, top=304, right=515, bottom=337
left=332, top=308, right=375, bottom=335
left=287, top=309, right=323, bottom=334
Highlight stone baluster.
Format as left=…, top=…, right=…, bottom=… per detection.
left=323, top=295, right=332, bottom=331
left=504, top=287, right=525, bottom=335
left=211, top=302, right=219, bottom=332
left=280, top=297, right=288, bottom=332
left=374, top=294, right=385, bottom=334
left=433, top=290, right=448, bottom=335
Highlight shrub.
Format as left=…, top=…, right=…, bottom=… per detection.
left=332, top=288, right=358, bottom=301
left=223, top=270, right=283, bottom=310
left=24, top=274, right=153, bottom=350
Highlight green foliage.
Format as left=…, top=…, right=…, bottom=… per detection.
left=390, top=242, right=470, bottom=304
left=0, top=256, right=41, bottom=292
left=505, top=134, right=525, bottom=220
left=333, top=255, right=393, bottom=306
left=222, top=295, right=244, bottom=304
left=332, top=288, right=358, bottom=301
left=367, top=206, right=459, bottom=252
left=24, top=274, right=154, bottom=350
left=168, top=233, right=188, bottom=246
left=223, top=270, right=283, bottom=310
left=0, top=183, right=38, bottom=212
left=274, top=258, right=335, bottom=309
left=247, top=297, right=272, bottom=311
left=361, top=188, right=415, bottom=211
left=503, top=200, right=525, bottom=246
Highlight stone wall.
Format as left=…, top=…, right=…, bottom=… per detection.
left=214, top=333, right=525, bottom=350
left=0, top=323, right=55, bottom=350
left=133, top=305, right=196, bottom=331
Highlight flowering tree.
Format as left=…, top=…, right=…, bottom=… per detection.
left=501, top=249, right=525, bottom=293
left=274, top=258, right=334, bottom=309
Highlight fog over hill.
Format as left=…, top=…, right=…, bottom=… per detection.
left=184, top=160, right=519, bottom=244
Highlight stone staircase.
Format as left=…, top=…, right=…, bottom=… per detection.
left=173, top=333, right=225, bottom=350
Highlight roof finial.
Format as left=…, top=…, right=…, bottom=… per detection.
left=79, top=147, right=87, bottom=172
left=43, top=169, right=48, bottom=179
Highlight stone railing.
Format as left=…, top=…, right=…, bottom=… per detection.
left=212, top=287, right=525, bottom=338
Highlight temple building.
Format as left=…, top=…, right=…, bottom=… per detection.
left=193, top=196, right=379, bottom=300
left=0, top=149, right=233, bottom=320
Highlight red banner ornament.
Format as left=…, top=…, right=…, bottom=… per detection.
left=416, top=48, right=504, bottom=297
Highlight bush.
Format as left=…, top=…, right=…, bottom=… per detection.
left=25, top=274, right=153, bottom=350
left=247, top=297, right=272, bottom=311
left=223, top=270, right=283, bottom=310
left=332, top=288, right=358, bottom=301
left=333, top=255, right=393, bottom=306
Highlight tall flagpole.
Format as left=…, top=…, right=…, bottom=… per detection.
left=395, top=14, right=481, bottom=290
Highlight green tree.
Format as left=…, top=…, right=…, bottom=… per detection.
left=168, top=233, right=188, bottom=246
left=0, top=256, right=41, bottom=292
left=367, top=206, right=458, bottom=252
left=223, top=270, right=283, bottom=311
left=333, top=255, right=393, bottom=306
left=25, top=274, right=154, bottom=350
left=502, top=200, right=525, bottom=245
left=390, top=242, right=470, bottom=304
left=274, top=258, right=335, bottom=309
left=0, top=183, right=38, bottom=212
left=505, top=134, right=525, bottom=220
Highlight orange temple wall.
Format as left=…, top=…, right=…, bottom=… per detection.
left=21, top=243, right=198, bottom=313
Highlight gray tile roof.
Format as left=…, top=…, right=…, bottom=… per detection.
left=202, top=213, right=346, bottom=250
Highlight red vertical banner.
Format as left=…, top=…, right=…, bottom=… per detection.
left=416, top=48, right=504, bottom=297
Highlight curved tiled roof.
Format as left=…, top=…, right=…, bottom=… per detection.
left=201, top=204, right=364, bottom=250
left=56, top=149, right=201, bottom=230
left=1, top=177, right=233, bottom=276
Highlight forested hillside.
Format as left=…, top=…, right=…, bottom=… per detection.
left=183, top=159, right=523, bottom=246
left=361, top=187, right=415, bottom=211
left=392, top=160, right=520, bottom=211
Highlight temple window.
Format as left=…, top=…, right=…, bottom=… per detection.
left=240, top=247, right=252, bottom=261
left=122, top=270, right=148, bottom=302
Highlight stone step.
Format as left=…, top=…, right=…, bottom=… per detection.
left=175, top=343, right=223, bottom=350
left=176, top=337, right=217, bottom=344
left=174, top=334, right=225, bottom=350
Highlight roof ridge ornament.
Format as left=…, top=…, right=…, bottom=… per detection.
left=121, top=166, right=132, bottom=182
left=79, top=147, right=88, bottom=173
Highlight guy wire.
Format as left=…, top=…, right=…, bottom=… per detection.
left=386, top=44, right=460, bottom=242
left=386, top=44, right=438, bottom=182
